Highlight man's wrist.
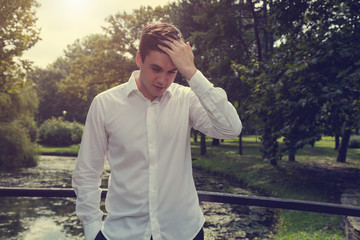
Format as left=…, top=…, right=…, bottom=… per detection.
left=184, top=67, right=198, bottom=81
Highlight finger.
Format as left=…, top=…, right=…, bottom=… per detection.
left=162, top=38, right=184, bottom=47
left=158, top=43, right=170, bottom=52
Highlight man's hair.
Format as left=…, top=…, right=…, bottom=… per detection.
left=139, top=22, right=184, bottom=62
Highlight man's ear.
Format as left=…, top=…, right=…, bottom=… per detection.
left=136, top=52, right=142, bottom=68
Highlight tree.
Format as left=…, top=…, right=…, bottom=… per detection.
left=0, top=85, right=39, bottom=168
left=28, top=66, right=91, bottom=124
left=233, top=0, right=360, bottom=164
left=0, top=0, right=40, bottom=94
left=290, top=0, right=360, bottom=162
left=0, top=0, right=40, bottom=167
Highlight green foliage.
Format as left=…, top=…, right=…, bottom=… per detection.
left=0, top=0, right=40, bottom=94
left=0, top=86, right=39, bottom=168
left=170, top=0, right=254, bottom=93
left=232, top=0, right=360, bottom=164
left=0, top=86, right=38, bottom=141
left=0, top=86, right=38, bottom=122
left=0, top=122, right=37, bottom=168
left=29, top=67, right=89, bottom=123
left=349, top=135, right=360, bottom=149
left=0, top=0, right=40, bottom=168
left=14, top=114, right=38, bottom=142
left=38, top=117, right=84, bottom=146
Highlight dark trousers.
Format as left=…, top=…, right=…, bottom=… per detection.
left=95, top=228, right=204, bottom=240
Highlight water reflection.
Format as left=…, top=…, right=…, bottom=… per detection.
left=23, top=217, right=65, bottom=240
left=0, top=156, right=110, bottom=239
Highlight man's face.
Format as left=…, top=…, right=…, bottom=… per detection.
left=136, top=50, right=177, bottom=101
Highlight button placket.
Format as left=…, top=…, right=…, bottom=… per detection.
left=146, top=102, right=160, bottom=236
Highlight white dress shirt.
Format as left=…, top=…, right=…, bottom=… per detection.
left=72, top=70, right=242, bottom=240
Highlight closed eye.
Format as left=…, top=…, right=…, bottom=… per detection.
left=152, top=67, right=161, bottom=72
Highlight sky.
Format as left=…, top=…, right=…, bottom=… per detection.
left=23, top=0, right=174, bottom=68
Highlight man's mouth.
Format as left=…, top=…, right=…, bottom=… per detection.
left=153, top=85, right=165, bottom=91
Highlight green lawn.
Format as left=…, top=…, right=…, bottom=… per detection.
left=37, top=144, right=79, bottom=156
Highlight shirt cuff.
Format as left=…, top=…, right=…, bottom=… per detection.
left=83, top=220, right=102, bottom=240
left=187, top=70, right=213, bottom=97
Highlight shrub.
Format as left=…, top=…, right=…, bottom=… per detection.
left=15, top=114, right=38, bottom=142
left=349, top=135, right=360, bottom=149
left=38, top=117, right=84, bottom=146
left=0, top=122, right=37, bottom=168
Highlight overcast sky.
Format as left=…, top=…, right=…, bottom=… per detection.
left=23, top=0, right=173, bottom=68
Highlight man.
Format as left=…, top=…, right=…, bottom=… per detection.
left=72, top=22, right=242, bottom=240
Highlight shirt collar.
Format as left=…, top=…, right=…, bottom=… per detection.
left=125, top=70, right=173, bottom=100
left=125, top=71, right=140, bottom=97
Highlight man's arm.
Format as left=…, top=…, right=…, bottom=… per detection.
left=72, top=97, right=107, bottom=240
left=159, top=39, right=242, bottom=139
left=188, top=71, right=242, bottom=139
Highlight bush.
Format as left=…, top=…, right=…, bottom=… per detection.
left=0, top=122, right=37, bottom=168
left=349, top=135, right=360, bottom=148
left=38, top=117, right=84, bottom=146
left=15, top=114, right=38, bottom=142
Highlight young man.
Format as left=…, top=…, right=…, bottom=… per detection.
left=72, top=23, right=242, bottom=240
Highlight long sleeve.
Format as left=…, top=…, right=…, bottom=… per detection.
left=188, top=70, right=242, bottom=139
left=72, top=96, right=107, bottom=240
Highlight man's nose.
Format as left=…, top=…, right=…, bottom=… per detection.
left=157, top=73, right=168, bottom=85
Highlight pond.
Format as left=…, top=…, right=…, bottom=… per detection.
left=0, top=156, right=276, bottom=239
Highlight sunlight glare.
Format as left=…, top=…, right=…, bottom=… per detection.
left=65, top=0, right=86, bottom=9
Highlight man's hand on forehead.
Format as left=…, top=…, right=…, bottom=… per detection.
left=158, top=38, right=197, bottom=80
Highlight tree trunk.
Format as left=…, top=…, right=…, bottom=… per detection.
left=200, top=133, right=206, bottom=155
left=249, top=0, right=262, bottom=62
left=335, top=134, right=340, bottom=150
left=268, top=0, right=274, bottom=54
left=337, top=122, right=351, bottom=163
left=212, top=138, right=220, bottom=146
left=261, top=127, right=278, bottom=166
left=263, top=0, right=269, bottom=60
left=238, top=132, right=243, bottom=155
left=288, top=149, right=296, bottom=162
left=193, top=130, right=198, bottom=142
left=270, top=158, right=277, bottom=166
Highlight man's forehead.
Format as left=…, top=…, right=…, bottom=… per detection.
left=145, top=51, right=177, bottom=70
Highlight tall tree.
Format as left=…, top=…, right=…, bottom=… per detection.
left=0, top=0, right=40, bottom=94
left=0, top=0, right=40, bottom=167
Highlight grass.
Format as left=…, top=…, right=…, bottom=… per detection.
left=191, top=136, right=360, bottom=240
left=37, top=144, right=79, bottom=156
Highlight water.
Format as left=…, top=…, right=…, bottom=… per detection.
left=0, top=156, right=87, bottom=240
left=0, top=156, right=275, bottom=239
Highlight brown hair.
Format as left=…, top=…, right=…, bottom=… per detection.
left=139, top=22, right=184, bottom=62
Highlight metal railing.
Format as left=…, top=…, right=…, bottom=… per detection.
left=1, top=187, right=360, bottom=217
